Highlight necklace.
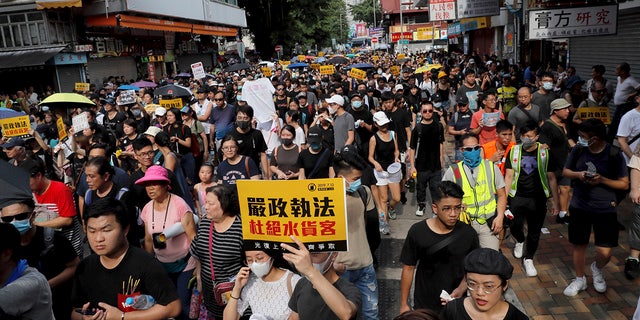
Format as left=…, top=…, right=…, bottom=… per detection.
left=152, top=194, right=171, bottom=231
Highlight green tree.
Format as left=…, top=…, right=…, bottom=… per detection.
left=348, top=0, right=382, bottom=27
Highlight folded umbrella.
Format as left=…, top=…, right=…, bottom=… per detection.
left=0, top=159, right=32, bottom=209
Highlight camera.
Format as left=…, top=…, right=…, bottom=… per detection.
left=152, top=232, right=167, bottom=249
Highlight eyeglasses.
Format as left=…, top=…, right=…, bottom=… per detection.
left=214, top=98, right=225, bottom=101
left=422, top=109, right=434, bottom=114
left=461, top=145, right=481, bottom=152
left=518, top=96, right=530, bottom=100
left=1, top=211, right=32, bottom=223
left=439, top=205, right=463, bottom=214
left=222, top=146, right=237, bottom=151
left=277, top=88, right=284, bottom=91
left=137, top=150, right=155, bottom=158
left=485, top=99, right=497, bottom=102
left=467, top=281, right=502, bottom=294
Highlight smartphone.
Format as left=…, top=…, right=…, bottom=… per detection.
left=74, top=308, right=97, bottom=316
left=585, top=172, right=595, bottom=179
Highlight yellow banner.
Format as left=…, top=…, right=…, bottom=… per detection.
left=279, top=60, right=291, bottom=66
left=56, top=117, right=67, bottom=141
left=320, top=65, right=336, bottom=75
left=397, top=53, right=406, bottom=59
left=159, top=98, right=183, bottom=110
left=390, top=66, right=400, bottom=75
left=0, top=115, right=30, bottom=138
left=297, top=55, right=306, bottom=62
left=75, top=82, right=90, bottom=92
left=350, top=68, right=367, bottom=81
left=237, top=178, right=348, bottom=252
left=576, top=107, right=611, bottom=124
left=310, top=63, right=321, bottom=70
left=261, top=67, right=273, bottom=77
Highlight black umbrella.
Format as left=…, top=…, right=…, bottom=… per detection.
left=327, top=56, right=349, bottom=65
left=224, top=63, right=251, bottom=73
left=154, top=84, right=193, bottom=99
left=0, top=159, right=31, bottom=209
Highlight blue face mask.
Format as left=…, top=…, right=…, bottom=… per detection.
left=310, top=143, right=322, bottom=151
left=351, top=101, right=363, bottom=109
left=577, top=136, right=589, bottom=147
left=462, top=148, right=482, bottom=168
left=347, top=178, right=361, bottom=193
left=310, top=85, right=316, bottom=90
left=11, top=219, right=31, bottom=235
left=237, top=95, right=243, bottom=101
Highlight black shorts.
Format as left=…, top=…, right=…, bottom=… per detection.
left=555, top=171, right=571, bottom=186
left=568, top=206, right=619, bottom=247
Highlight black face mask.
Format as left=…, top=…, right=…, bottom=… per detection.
left=281, top=138, right=293, bottom=146
left=236, top=120, right=250, bottom=130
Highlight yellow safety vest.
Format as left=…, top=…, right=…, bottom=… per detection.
left=508, top=143, right=550, bottom=198
left=452, top=160, right=497, bottom=224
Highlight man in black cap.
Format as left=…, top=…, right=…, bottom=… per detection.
left=447, top=96, right=474, bottom=161
left=101, top=97, right=126, bottom=138
left=348, top=92, right=374, bottom=159
left=298, top=126, right=335, bottom=179
left=441, top=248, right=528, bottom=319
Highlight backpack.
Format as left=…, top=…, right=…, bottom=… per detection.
left=452, top=110, right=473, bottom=127
left=84, top=186, right=129, bottom=207
left=41, top=227, right=55, bottom=257
left=181, top=125, right=201, bottom=157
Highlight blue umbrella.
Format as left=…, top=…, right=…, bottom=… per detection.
left=0, top=108, right=24, bottom=119
left=287, top=63, right=309, bottom=69
left=118, top=84, right=140, bottom=91
left=316, top=57, right=327, bottom=63
left=347, top=63, right=375, bottom=70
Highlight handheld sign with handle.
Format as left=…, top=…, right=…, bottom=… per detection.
left=0, top=115, right=31, bottom=138
left=390, top=66, right=400, bottom=76
left=191, top=62, right=206, bottom=80
left=159, top=98, right=183, bottom=110
left=320, top=65, right=336, bottom=75
left=261, top=67, right=273, bottom=77
left=57, top=117, right=67, bottom=141
left=350, top=68, right=367, bottom=81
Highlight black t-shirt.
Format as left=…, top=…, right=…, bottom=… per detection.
left=410, top=121, right=444, bottom=171
left=103, top=112, right=127, bottom=137
left=83, top=184, right=142, bottom=246
left=348, top=108, right=374, bottom=152
left=538, top=120, right=569, bottom=176
left=228, top=128, right=268, bottom=170
left=448, top=111, right=474, bottom=147
left=441, top=298, right=529, bottom=320
left=505, top=146, right=556, bottom=198
left=274, top=96, right=290, bottom=119
left=20, top=227, right=77, bottom=280
left=163, top=124, right=192, bottom=155
left=319, top=125, right=335, bottom=152
left=400, top=220, right=478, bottom=311
left=71, top=246, right=179, bottom=309
left=386, top=108, right=412, bottom=152
left=298, top=148, right=335, bottom=179
left=289, top=276, right=362, bottom=320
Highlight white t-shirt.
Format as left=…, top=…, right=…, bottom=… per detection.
left=614, top=76, right=640, bottom=105
left=193, top=99, right=212, bottom=134
left=237, top=270, right=301, bottom=320
left=617, top=108, right=640, bottom=164
left=294, top=126, right=306, bottom=146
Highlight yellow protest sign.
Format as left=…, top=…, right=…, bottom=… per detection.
left=350, top=68, right=367, bottom=81
left=159, top=98, right=183, bottom=110
left=75, top=82, right=90, bottom=92
left=372, top=55, right=379, bottom=61
left=144, top=103, right=161, bottom=116
left=56, top=117, right=67, bottom=141
left=397, top=53, right=406, bottom=59
left=261, top=67, right=273, bottom=77
left=279, top=60, right=291, bottom=67
left=576, top=107, right=610, bottom=124
left=320, top=65, right=336, bottom=75
left=237, top=178, right=348, bottom=252
left=318, top=51, right=325, bottom=57
left=297, top=55, right=306, bottom=62
left=390, top=66, right=400, bottom=75
left=310, top=63, right=321, bottom=70
left=0, top=115, right=30, bottom=138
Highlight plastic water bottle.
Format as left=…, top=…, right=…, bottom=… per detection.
left=125, top=295, right=155, bottom=310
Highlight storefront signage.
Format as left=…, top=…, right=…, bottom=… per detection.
left=75, top=82, right=90, bottom=92
left=414, top=27, right=434, bottom=41
left=391, top=32, right=413, bottom=42
left=53, top=53, right=87, bottom=65
left=430, top=0, right=456, bottom=21
left=457, top=0, right=500, bottom=19
left=460, top=17, right=490, bottom=32
left=237, top=179, right=348, bottom=252
left=448, top=22, right=462, bottom=36
left=74, top=44, right=93, bottom=52
left=527, top=5, right=618, bottom=40
left=0, top=116, right=30, bottom=138
left=140, top=55, right=165, bottom=63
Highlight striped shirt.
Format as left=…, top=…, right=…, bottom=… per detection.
left=190, top=216, right=244, bottom=318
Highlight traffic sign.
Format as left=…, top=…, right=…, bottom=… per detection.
left=372, top=37, right=378, bottom=43
left=275, top=45, right=283, bottom=52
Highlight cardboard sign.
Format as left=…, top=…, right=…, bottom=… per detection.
left=56, top=117, right=67, bottom=141
left=310, top=63, right=321, bottom=70
left=320, top=65, right=336, bottom=75
left=0, top=115, right=30, bottom=138
left=390, top=66, right=400, bottom=75
left=297, top=55, right=306, bottom=62
left=75, top=82, right=90, bottom=92
left=118, top=90, right=137, bottom=105
left=72, top=112, right=90, bottom=133
left=279, top=60, right=291, bottom=67
left=482, top=112, right=501, bottom=127
left=159, top=98, right=183, bottom=110
left=397, top=53, right=406, bottom=59
left=576, top=107, right=611, bottom=124
left=350, top=68, right=367, bottom=81
left=261, top=67, right=273, bottom=77
left=191, top=62, right=206, bottom=79
left=237, top=178, right=348, bottom=252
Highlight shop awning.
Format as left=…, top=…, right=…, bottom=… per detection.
left=0, top=45, right=66, bottom=69
left=36, top=0, right=82, bottom=10
left=86, top=14, right=238, bottom=37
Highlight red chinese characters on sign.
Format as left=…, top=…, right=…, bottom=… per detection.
left=249, top=219, right=336, bottom=237
left=390, top=32, right=413, bottom=42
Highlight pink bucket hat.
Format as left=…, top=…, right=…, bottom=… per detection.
left=135, top=165, right=171, bottom=186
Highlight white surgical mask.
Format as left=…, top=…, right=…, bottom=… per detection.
left=312, top=252, right=334, bottom=275
left=249, top=258, right=273, bottom=278
left=542, top=82, right=554, bottom=91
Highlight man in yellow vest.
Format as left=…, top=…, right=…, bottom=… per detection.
left=504, top=121, right=560, bottom=277
left=443, top=134, right=507, bottom=250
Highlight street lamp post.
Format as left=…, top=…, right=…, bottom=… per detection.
left=399, top=0, right=403, bottom=52
left=373, top=0, right=377, bottom=27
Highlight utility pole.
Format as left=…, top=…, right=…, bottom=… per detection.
left=399, top=0, right=403, bottom=52
left=372, top=0, right=376, bottom=27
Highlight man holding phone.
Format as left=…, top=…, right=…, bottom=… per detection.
left=448, top=96, right=474, bottom=162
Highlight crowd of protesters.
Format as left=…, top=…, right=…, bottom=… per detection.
left=1, top=48, right=640, bottom=320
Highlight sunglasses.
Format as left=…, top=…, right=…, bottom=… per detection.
left=214, top=98, right=225, bottom=101
left=461, top=146, right=481, bottom=152
left=1, top=211, right=31, bottom=223
left=422, top=109, right=434, bottom=114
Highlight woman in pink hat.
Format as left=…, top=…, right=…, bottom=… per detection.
left=136, top=165, right=197, bottom=320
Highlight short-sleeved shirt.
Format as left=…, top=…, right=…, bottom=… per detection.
left=229, top=128, right=268, bottom=169
left=289, top=276, right=362, bottom=320
left=456, top=84, right=481, bottom=111
left=270, top=145, right=300, bottom=175
left=448, top=111, right=473, bottom=147
left=349, top=108, right=374, bottom=151
left=410, top=121, right=444, bottom=171
left=209, top=104, right=236, bottom=140
left=71, top=247, right=179, bottom=310
left=386, top=108, right=412, bottom=152
left=400, top=221, right=478, bottom=311
left=614, top=76, right=640, bottom=105
left=333, top=111, right=355, bottom=151
left=482, top=141, right=515, bottom=176
left=539, top=119, right=570, bottom=175
left=617, top=108, right=640, bottom=164
left=531, top=91, right=558, bottom=120
left=335, top=187, right=375, bottom=269
left=565, top=145, right=628, bottom=212
left=163, top=124, right=192, bottom=155
left=0, top=266, right=55, bottom=319
left=35, top=180, right=83, bottom=256
left=505, top=146, right=557, bottom=198
left=442, top=298, right=528, bottom=320
left=470, top=109, right=505, bottom=145
left=140, top=193, right=194, bottom=267
left=216, top=155, right=260, bottom=185
left=507, top=104, right=541, bottom=137
left=298, top=148, right=335, bottom=179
